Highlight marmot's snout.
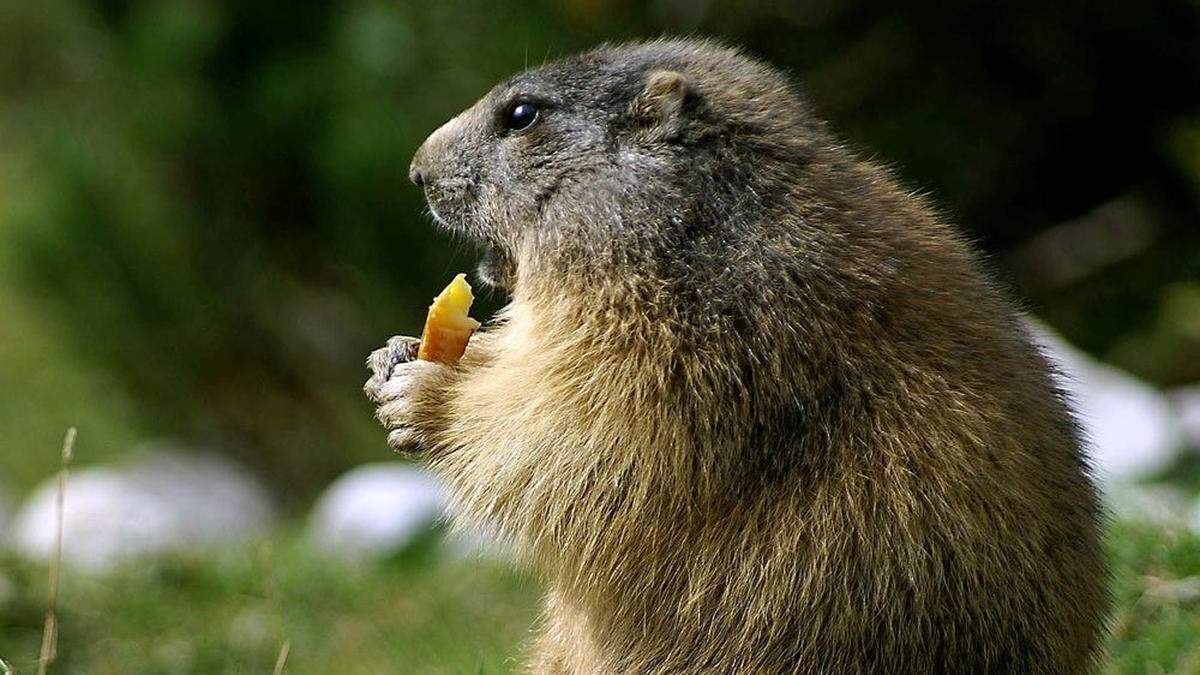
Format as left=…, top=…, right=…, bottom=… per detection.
left=407, top=111, right=482, bottom=243
left=409, top=111, right=468, bottom=190
left=409, top=105, right=516, bottom=289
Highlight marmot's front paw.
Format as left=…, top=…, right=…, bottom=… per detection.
left=365, top=335, right=421, bottom=403
left=373, top=360, right=448, bottom=450
left=365, top=336, right=449, bottom=451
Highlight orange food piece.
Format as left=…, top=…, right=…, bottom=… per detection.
left=418, top=273, right=481, bottom=364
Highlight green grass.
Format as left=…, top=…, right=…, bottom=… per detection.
left=0, top=532, right=540, bottom=674
left=1, top=521, right=1198, bottom=673
left=1105, top=522, right=1200, bottom=674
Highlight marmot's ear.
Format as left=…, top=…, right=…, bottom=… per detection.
left=629, top=70, right=693, bottom=137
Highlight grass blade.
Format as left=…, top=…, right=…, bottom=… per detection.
left=37, top=427, right=75, bottom=675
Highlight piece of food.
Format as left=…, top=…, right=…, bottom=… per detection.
left=417, top=273, right=481, bottom=364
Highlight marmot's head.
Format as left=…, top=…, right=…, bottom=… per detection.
left=409, top=39, right=824, bottom=291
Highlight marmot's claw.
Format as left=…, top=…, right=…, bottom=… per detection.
left=364, top=335, right=422, bottom=402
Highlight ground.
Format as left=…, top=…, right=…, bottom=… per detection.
left=0, top=522, right=1197, bottom=674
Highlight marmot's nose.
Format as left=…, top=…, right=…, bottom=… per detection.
left=411, top=111, right=468, bottom=189
left=409, top=148, right=432, bottom=188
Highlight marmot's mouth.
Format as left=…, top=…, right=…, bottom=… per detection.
left=422, top=191, right=513, bottom=290
left=476, top=245, right=512, bottom=290
left=424, top=197, right=454, bottom=232
left=476, top=247, right=498, bottom=286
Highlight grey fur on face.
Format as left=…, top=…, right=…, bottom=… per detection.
left=409, top=40, right=820, bottom=293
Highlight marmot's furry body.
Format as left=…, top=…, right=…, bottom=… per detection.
left=367, top=39, right=1109, bottom=674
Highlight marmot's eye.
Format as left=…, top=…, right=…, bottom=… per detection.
left=505, top=101, right=539, bottom=131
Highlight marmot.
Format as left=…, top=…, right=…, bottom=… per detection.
left=365, top=39, right=1109, bottom=674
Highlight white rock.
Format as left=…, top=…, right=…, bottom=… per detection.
left=9, top=446, right=274, bottom=572
left=306, top=463, right=445, bottom=560
left=1029, top=322, right=1183, bottom=484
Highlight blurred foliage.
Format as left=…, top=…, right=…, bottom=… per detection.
left=0, top=0, right=1197, bottom=497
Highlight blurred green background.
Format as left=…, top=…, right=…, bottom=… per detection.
left=2, top=0, right=1197, bottom=497
left=1, top=0, right=1198, bottom=672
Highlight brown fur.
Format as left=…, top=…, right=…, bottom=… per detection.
left=370, top=39, right=1109, bottom=673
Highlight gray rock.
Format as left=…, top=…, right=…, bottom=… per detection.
left=1187, top=497, right=1200, bottom=538
left=1029, top=322, right=1183, bottom=483
left=1106, top=482, right=1189, bottom=527
left=306, top=463, right=445, bottom=560
left=1172, top=385, right=1200, bottom=451
left=10, top=446, right=274, bottom=572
